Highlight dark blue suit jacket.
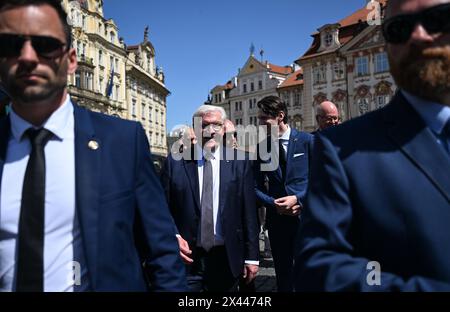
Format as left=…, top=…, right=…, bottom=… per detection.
left=0, top=104, right=187, bottom=291
left=160, top=147, right=259, bottom=278
left=295, top=93, right=450, bottom=291
left=255, top=128, right=313, bottom=210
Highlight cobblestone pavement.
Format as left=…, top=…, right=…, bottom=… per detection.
left=254, top=233, right=277, bottom=292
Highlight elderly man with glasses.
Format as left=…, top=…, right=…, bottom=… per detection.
left=161, top=105, right=259, bottom=292
left=294, top=0, right=450, bottom=292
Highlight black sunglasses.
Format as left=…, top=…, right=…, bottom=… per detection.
left=382, top=3, right=450, bottom=44
left=0, top=34, right=68, bottom=59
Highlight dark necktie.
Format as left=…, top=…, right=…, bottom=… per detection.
left=200, top=158, right=214, bottom=251
left=16, top=128, right=53, bottom=292
left=278, top=139, right=287, bottom=178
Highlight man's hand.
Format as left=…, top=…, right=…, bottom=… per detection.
left=274, top=195, right=300, bottom=216
left=176, top=235, right=193, bottom=265
left=242, top=264, right=259, bottom=284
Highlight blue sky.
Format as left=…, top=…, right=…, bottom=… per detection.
left=104, top=0, right=366, bottom=131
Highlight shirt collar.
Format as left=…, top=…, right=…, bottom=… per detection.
left=10, top=96, right=74, bottom=142
left=196, top=143, right=221, bottom=162
left=402, top=91, right=450, bottom=135
left=279, top=125, right=291, bottom=141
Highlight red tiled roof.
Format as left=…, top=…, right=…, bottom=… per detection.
left=212, top=80, right=235, bottom=92
left=297, top=0, right=388, bottom=61
left=224, top=81, right=234, bottom=90
left=339, top=0, right=387, bottom=27
left=268, top=63, right=294, bottom=75
left=278, top=69, right=304, bottom=89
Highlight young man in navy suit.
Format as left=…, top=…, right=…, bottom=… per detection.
left=161, top=105, right=259, bottom=292
left=254, top=95, right=313, bottom=292
left=295, top=0, right=450, bottom=291
left=0, top=0, right=186, bottom=291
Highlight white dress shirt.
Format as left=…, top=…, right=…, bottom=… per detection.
left=197, top=145, right=258, bottom=266
left=197, top=146, right=223, bottom=246
left=0, top=96, right=83, bottom=292
left=279, top=125, right=291, bottom=154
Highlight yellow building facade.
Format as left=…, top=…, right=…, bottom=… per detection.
left=61, top=0, right=169, bottom=158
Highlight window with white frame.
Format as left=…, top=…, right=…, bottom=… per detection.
left=374, top=52, right=389, bottom=73
left=376, top=95, right=390, bottom=109
left=356, top=56, right=369, bottom=76
left=357, top=97, right=370, bottom=115
left=324, top=32, right=333, bottom=47
left=132, top=99, right=137, bottom=116
left=313, top=64, right=327, bottom=84
left=75, top=71, right=81, bottom=88
left=333, top=62, right=345, bottom=80
left=294, top=90, right=302, bottom=107
left=282, top=92, right=290, bottom=107
left=98, top=50, right=103, bottom=66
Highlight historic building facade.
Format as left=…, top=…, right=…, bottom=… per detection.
left=277, top=68, right=304, bottom=131
left=296, top=0, right=395, bottom=132
left=126, top=30, right=169, bottom=158
left=61, top=0, right=169, bottom=157
left=210, top=53, right=294, bottom=128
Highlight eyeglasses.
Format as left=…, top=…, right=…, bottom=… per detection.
left=382, top=3, right=450, bottom=44
left=0, top=34, right=69, bottom=59
left=202, top=123, right=223, bottom=131
left=318, top=115, right=339, bottom=122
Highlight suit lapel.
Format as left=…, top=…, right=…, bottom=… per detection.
left=0, top=117, right=10, bottom=182
left=219, top=148, right=233, bottom=215
left=73, top=104, right=101, bottom=289
left=183, top=157, right=200, bottom=212
left=286, top=128, right=299, bottom=177
left=386, top=94, right=450, bottom=203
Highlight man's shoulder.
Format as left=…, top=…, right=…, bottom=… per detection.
left=319, top=100, right=396, bottom=147
left=75, top=105, right=141, bottom=132
left=291, top=128, right=313, bottom=142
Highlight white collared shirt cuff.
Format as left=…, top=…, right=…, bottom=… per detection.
left=245, top=260, right=259, bottom=266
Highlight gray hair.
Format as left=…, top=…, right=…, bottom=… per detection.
left=193, top=105, right=227, bottom=121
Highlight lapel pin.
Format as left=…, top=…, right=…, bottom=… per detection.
left=88, top=140, right=99, bottom=150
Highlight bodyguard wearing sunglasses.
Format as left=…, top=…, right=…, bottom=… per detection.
left=0, top=0, right=186, bottom=291
left=294, top=0, right=450, bottom=292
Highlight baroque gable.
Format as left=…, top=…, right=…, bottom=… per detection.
left=340, top=25, right=384, bottom=53
left=238, top=56, right=267, bottom=77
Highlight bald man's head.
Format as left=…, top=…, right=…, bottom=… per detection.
left=316, top=101, right=340, bottom=130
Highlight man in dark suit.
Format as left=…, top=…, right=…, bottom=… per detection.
left=254, top=95, right=313, bottom=292
left=0, top=0, right=186, bottom=291
left=295, top=0, right=450, bottom=291
left=161, top=105, right=259, bottom=292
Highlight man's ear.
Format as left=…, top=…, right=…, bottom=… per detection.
left=67, top=48, right=78, bottom=75
left=278, top=111, right=285, bottom=124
